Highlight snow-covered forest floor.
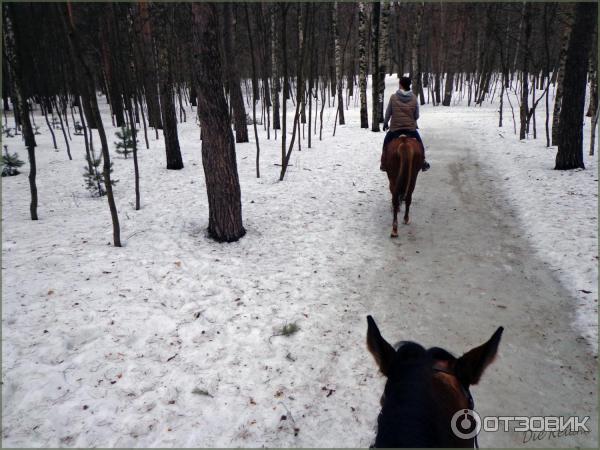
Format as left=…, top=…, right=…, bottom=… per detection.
left=2, top=75, right=597, bottom=447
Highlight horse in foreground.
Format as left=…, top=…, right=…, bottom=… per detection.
left=366, top=315, right=503, bottom=448
left=382, top=136, right=423, bottom=237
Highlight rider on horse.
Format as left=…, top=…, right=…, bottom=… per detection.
left=380, top=76, right=430, bottom=172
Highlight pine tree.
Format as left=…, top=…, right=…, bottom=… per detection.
left=74, top=121, right=84, bottom=135
left=1, top=124, right=15, bottom=138
left=1, top=145, right=24, bottom=177
left=83, top=151, right=117, bottom=197
left=114, top=126, right=136, bottom=159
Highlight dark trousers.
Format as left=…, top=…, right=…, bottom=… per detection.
left=383, top=129, right=423, bottom=149
left=381, top=129, right=426, bottom=167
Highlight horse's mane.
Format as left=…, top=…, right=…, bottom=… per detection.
left=374, top=343, right=454, bottom=448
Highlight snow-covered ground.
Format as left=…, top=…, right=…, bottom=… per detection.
left=2, top=75, right=597, bottom=447
left=462, top=105, right=598, bottom=354
left=437, top=88, right=597, bottom=354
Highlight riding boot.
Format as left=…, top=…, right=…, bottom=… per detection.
left=421, top=144, right=430, bottom=172
left=380, top=148, right=387, bottom=171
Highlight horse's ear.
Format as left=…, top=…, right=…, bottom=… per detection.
left=367, top=315, right=396, bottom=377
left=455, top=327, right=503, bottom=386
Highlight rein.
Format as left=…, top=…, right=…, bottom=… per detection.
left=432, top=364, right=479, bottom=449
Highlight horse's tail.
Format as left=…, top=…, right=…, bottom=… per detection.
left=392, top=136, right=411, bottom=208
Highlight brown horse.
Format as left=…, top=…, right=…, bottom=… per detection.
left=383, top=136, right=423, bottom=237
left=366, top=315, right=503, bottom=448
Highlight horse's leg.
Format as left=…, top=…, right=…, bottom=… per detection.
left=403, top=194, right=411, bottom=225
left=391, top=185, right=399, bottom=237
left=392, top=204, right=399, bottom=237
left=404, top=173, right=418, bottom=225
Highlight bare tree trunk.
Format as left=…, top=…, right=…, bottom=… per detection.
left=358, top=2, right=368, bottom=128
left=586, top=21, right=598, bottom=118
left=410, top=2, right=424, bottom=103
left=443, top=6, right=465, bottom=107
left=41, top=101, right=58, bottom=149
left=280, top=3, right=309, bottom=181
left=153, top=4, right=184, bottom=170
left=244, top=4, right=260, bottom=178
left=136, top=2, right=162, bottom=130
left=60, top=3, right=121, bottom=246
left=590, top=105, right=599, bottom=156
left=333, top=2, right=345, bottom=125
left=3, top=4, right=38, bottom=220
left=280, top=4, right=289, bottom=168
left=192, top=3, right=245, bottom=242
left=51, top=97, right=72, bottom=160
left=271, top=5, right=281, bottom=131
left=370, top=1, right=380, bottom=132
left=519, top=3, right=532, bottom=140
left=555, top=2, right=596, bottom=170
left=223, top=4, right=249, bottom=143
left=378, top=0, right=391, bottom=120
left=126, top=97, right=141, bottom=210
left=552, top=6, right=575, bottom=146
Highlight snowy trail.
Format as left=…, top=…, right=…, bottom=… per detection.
left=2, top=84, right=597, bottom=447
left=346, top=113, right=598, bottom=447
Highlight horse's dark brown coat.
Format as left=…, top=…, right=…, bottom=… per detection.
left=383, top=136, right=423, bottom=236
left=366, top=316, right=503, bottom=448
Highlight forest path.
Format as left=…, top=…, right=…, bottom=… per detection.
left=341, top=115, right=597, bottom=447
left=1, top=103, right=596, bottom=448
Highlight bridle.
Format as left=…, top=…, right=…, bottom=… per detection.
left=432, top=363, right=479, bottom=449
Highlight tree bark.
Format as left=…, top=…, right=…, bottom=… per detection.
left=370, top=1, right=380, bottom=132
left=555, top=2, right=596, bottom=170
left=410, top=2, right=424, bottom=103
left=152, top=4, right=184, bottom=170
left=333, top=2, right=345, bottom=125
left=191, top=3, right=245, bottom=242
left=60, top=3, right=121, bottom=246
left=244, top=4, right=260, bottom=178
left=442, top=5, right=463, bottom=106
left=519, top=3, right=532, bottom=140
left=223, top=4, right=249, bottom=143
left=3, top=3, right=38, bottom=220
left=271, top=5, right=281, bottom=131
left=378, top=0, right=391, bottom=121
left=586, top=21, right=598, bottom=118
left=551, top=6, right=575, bottom=146
left=136, top=2, right=162, bottom=130
left=358, top=2, right=368, bottom=128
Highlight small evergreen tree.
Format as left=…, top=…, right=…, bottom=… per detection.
left=114, top=126, right=136, bottom=159
left=74, top=121, right=84, bottom=135
left=1, top=125, right=15, bottom=138
left=83, top=151, right=118, bottom=197
left=1, top=145, right=25, bottom=177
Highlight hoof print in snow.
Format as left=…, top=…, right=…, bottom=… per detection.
left=191, top=387, right=213, bottom=397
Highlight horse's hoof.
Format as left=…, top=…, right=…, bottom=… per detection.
left=390, top=231, right=398, bottom=238
left=404, top=218, right=410, bottom=225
